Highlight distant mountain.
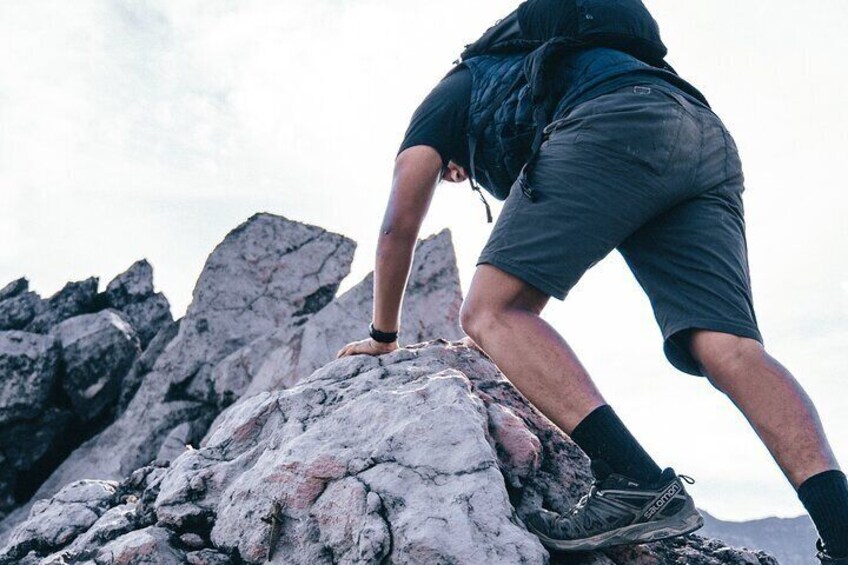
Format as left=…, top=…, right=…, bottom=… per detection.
left=700, top=510, right=819, bottom=565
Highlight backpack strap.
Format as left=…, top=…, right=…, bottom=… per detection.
left=466, top=70, right=527, bottom=223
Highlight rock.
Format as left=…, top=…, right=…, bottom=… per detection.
left=224, top=229, right=464, bottom=401
left=0, top=341, right=778, bottom=564
left=52, top=310, right=141, bottom=421
left=0, top=407, right=74, bottom=473
left=0, top=292, right=45, bottom=331
left=0, top=480, right=117, bottom=561
left=0, top=331, right=61, bottom=426
left=105, top=261, right=173, bottom=348
left=8, top=214, right=356, bottom=533
left=186, top=548, right=232, bottom=565
left=94, top=526, right=183, bottom=565
left=105, top=261, right=155, bottom=308
left=0, top=407, right=75, bottom=521
left=118, top=294, right=172, bottom=349
left=117, top=320, right=180, bottom=414
left=26, top=277, right=100, bottom=333
left=154, top=422, right=194, bottom=465
left=0, top=278, right=28, bottom=303
left=41, top=503, right=138, bottom=564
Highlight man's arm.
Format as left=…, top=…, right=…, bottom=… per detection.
left=337, top=145, right=442, bottom=357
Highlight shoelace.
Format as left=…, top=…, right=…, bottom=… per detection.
left=571, top=473, right=696, bottom=516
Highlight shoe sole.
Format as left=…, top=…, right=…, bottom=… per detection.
left=528, top=509, right=704, bottom=552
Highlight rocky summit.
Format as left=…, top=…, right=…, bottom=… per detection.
left=0, top=213, right=779, bottom=563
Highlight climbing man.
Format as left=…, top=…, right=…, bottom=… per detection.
left=337, top=0, right=847, bottom=560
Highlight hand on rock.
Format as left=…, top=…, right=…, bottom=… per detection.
left=336, top=337, right=399, bottom=358
left=458, top=335, right=484, bottom=353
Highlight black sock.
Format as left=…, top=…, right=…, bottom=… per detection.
left=798, top=470, right=848, bottom=557
left=570, top=404, right=663, bottom=484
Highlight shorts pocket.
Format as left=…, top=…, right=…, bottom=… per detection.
left=569, top=87, right=687, bottom=176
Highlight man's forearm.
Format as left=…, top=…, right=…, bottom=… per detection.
left=373, top=229, right=417, bottom=333
left=370, top=146, right=442, bottom=336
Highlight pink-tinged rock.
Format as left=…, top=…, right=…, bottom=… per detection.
left=94, top=526, right=183, bottom=565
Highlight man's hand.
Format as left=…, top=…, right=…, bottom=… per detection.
left=336, top=337, right=399, bottom=359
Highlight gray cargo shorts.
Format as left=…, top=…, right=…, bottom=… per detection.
left=476, top=83, right=762, bottom=376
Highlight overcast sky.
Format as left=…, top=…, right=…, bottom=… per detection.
left=1, top=0, right=846, bottom=521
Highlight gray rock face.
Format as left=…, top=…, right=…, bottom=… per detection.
left=0, top=479, right=117, bottom=560
left=25, top=278, right=100, bottom=334
left=0, top=292, right=45, bottom=331
left=11, top=214, right=356, bottom=529
left=0, top=342, right=779, bottom=564
left=117, top=320, right=181, bottom=414
left=217, top=229, right=464, bottom=403
left=105, top=260, right=173, bottom=348
left=0, top=279, right=28, bottom=303
left=0, top=332, right=61, bottom=425
left=52, top=310, right=141, bottom=420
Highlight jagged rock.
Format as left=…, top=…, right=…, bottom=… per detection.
left=105, top=261, right=155, bottom=308
left=0, top=278, right=28, bottom=303
left=118, top=294, right=172, bottom=349
left=0, top=342, right=778, bottom=564
left=217, top=229, right=464, bottom=402
left=0, top=480, right=117, bottom=562
left=105, top=261, right=173, bottom=348
left=1, top=214, right=356, bottom=537
left=0, top=292, right=45, bottom=331
left=117, top=320, right=180, bottom=414
left=0, top=331, right=61, bottom=425
left=25, top=277, right=100, bottom=333
left=52, top=310, right=141, bottom=421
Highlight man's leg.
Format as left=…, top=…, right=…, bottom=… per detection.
left=689, top=330, right=848, bottom=558
left=460, top=264, right=603, bottom=434
left=461, top=266, right=704, bottom=551
left=460, top=264, right=664, bottom=484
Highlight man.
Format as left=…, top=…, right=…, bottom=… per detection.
left=336, top=3, right=848, bottom=561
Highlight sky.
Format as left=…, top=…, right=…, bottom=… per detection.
left=0, top=0, right=846, bottom=521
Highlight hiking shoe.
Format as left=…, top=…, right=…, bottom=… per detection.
left=525, top=461, right=704, bottom=551
left=817, top=540, right=848, bottom=563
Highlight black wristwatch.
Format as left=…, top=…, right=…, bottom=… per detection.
left=369, top=322, right=398, bottom=344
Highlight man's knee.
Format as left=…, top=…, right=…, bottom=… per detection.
left=459, top=298, right=499, bottom=343
left=689, top=330, right=766, bottom=391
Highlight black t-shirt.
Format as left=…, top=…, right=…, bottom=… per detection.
left=397, top=68, right=472, bottom=169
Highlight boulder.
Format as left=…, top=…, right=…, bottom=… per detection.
left=0, top=342, right=779, bottom=564
left=0, top=480, right=117, bottom=561
left=0, top=292, right=45, bottom=331
left=6, top=214, right=356, bottom=534
left=93, top=526, right=184, bottom=565
left=52, top=310, right=141, bottom=421
left=26, top=278, right=100, bottom=334
left=105, top=260, right=173, bottom=348
left=0, top=331, right=61, bottom=425
left=0, top=278, right=28, bottom=303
